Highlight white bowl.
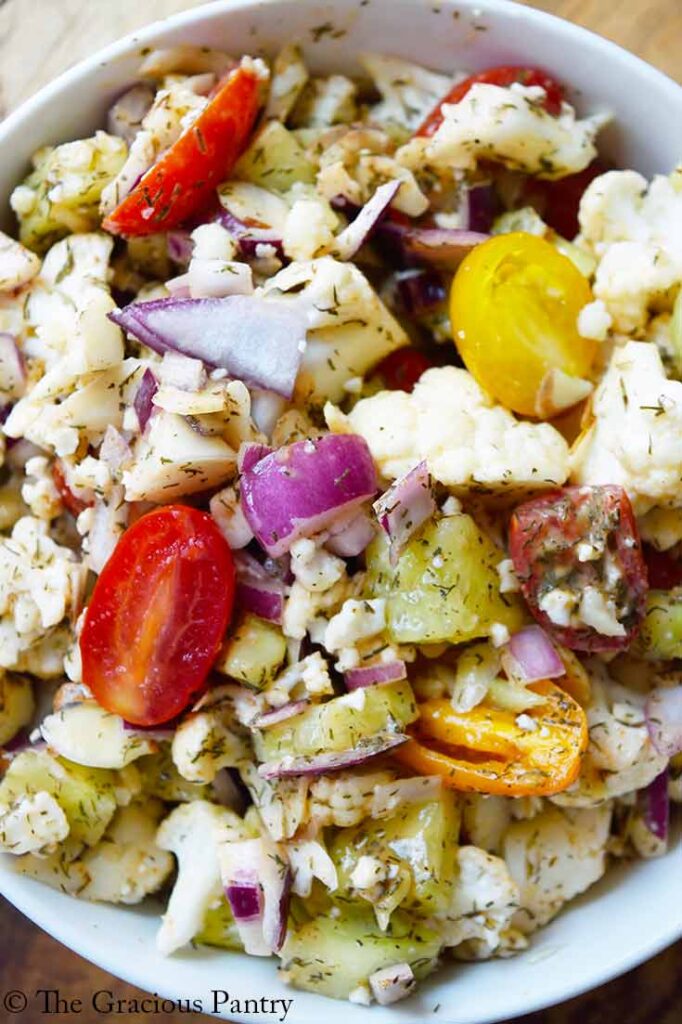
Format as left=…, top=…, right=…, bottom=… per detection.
left=1, top=1, right=681, bottom=1021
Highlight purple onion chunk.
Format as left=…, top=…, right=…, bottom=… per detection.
left=508, top=626, right=565, bottom=683
left=373, top=460, right=435, bottom=563
left=133, top=368, right=158, bottom=431
left=344, top=661, right=407, bottom=691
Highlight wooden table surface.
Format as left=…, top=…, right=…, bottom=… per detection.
left=0, top=0, right=680, bottom=1021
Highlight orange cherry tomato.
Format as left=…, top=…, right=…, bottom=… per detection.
left=416, top=65, right=564, bottom=138
left=80, top=505, right=235, bottom=725
left=450, top=232, right=596, bottom=417
left=103, top=66, right=261, bottom=236
left=394, top=680, right=587, bottom=797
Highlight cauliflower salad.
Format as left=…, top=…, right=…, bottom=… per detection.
left=0, top=42, right=680, bottom=1008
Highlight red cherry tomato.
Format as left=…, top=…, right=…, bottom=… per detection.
left=509, top=485, right=648, bottom=652
left=52, top=460, right=92, bottom=517
left=103, top=66, right=261, bottom=236
left=643, top=545, right=682, bottom=590
left=416, top=65, right=564, bottom=138
left=524, top=160, right=608, bottom=240
left=376, top=348, right=433, bottom=392
left=81, top=505, right=235, bottom=725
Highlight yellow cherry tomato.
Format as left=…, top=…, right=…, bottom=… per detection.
left=450, top=232, right=597, bottom=418
left=394, top=680, right=587, bottom=797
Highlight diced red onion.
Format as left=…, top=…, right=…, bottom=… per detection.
left=258, top=733, right=408, bottom=779
left=464, top=182, right=498, bottom=233
left=646, top=686, right=682, bottom=757
left=344, top=661, right=407, bottom=691
left=0, top=333, right=26, bottom=399
left=639, top=769, right=669, bottom=843
left=238, top=442, right=272, bottom=474
left=508, top=625, right=566, bottom=683
left=251, top=701, right=309, bottom=729
left=226, top=881, right=263, bottom=922
left=217, top=208, right=285, bottom=261
left=220, top=836, right=291, bottom=953
left=110, top=296, right=306, bottom=399
left=134, top=368, right=158, bottom=431
left=107, top=83, right=154, bottom=144
left=373, top=461, right=435, bottom=563
left=325, top=510, right=376, bottom=558
left=395, top=270, right=446, bottom=315
left=99, top=425, right=132, bottom=472
left=233, top=548, right=285, bottom=624
left=369, top=963, right=416, bottom=1006
left=241, top=435, right=377, bottom=558
left=167, top=230, right=194, bottom=267
left=333, top=180, right=401, bottom=261
left=377, top=220, right=489, bottom=270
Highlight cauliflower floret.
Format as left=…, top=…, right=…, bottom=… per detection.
left=0, top=671, right=34, bottom=746
left=282, top=188, right=339, bottom=262
left=639, top=506, right=682, bottom=551
left=308, top=769, right=397, bottom=829
left=240, top=763, right=309, bottom=842
left=290, top=75, right=357, bottom=128
left=579, top=168, right=682, bottom=332
left=172, top=689, right=249, bottom=784
left=260, top=257, right=408, bottom=403
left=75, top=800, right=173, bottom=904
left=266, top=44, right=309, bottom=122
left=21, top=456, right=62, bottom=521
left=461, top=796, right=513, bottom=856
left=0, top=516, right=86, bottom=671
left=399, top=83, right=606, bottom=180
left=0, top=230, right=40, bottom=291
left=0, top=791, right=69, bottom=854
left=360, top=53, right=455, bottom=133
left=39, top=701, right=156, bottom=770
left=156, top=800, right=249, bottom=955
left=570, top=341, right=682, bottom=513
left=503, top=804, right=612, bottom=933
left=440, top=846, right=521, bottom=958
left=330, top=366, right=569, bottom=491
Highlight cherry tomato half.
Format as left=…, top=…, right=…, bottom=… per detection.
left=375, top=348, right=433, bottom=392
left=416, top=65, right=564, bottom=138
left=643, top=545, right=682, bottom=591
left=450, top=232, right=596, bottom=417
left=509, top=485, right=649, bottom=652
left=81, top=505, right=235, bottom=725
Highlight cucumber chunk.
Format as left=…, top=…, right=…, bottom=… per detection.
left=279, top=907, right=441, bottom=1001
left=330, top=791, right=461, bottom=917
left=216, top=613, right=287, bottom=689
left=636, top=588, right=682, bottom=659
left=366, top=515, right=524, bottom=645
left=234, top=120, right=316, bottom=191
left=253, top=680, right=418, bottom=763
left=0, top=749, right=118, bottom=846
left=196, top=897, right=244, bottom=951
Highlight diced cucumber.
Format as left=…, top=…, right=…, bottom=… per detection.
left=279, top=907, right=441, bottom=1001
left=234, top=120, right=316, bottom=191
left=330, top=792, right=461, bottom=918
left=253, top=680, right=418, bottom=763
left=636, top=588, right=682, bottom=659
left=196, top=897, right=244, bottom=950
left=0, top=749, right=118, bottom=846
left=138, top=748, right=211, bottom=803
left=366, top=515, right=525, bottom=645
left=216, top=613, right=287, bottom=689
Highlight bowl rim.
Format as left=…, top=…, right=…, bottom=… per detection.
left=0, top=0, right=681, bottom=1020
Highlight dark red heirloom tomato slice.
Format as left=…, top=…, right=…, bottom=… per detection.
left=80, top=505, right=235, bottom=726
left=103, top=65, right=260, bottom=237
left=416, top=65, right=564, bottom=138
left=523, top=159, right=608, bottom=240
left=643, top=545, right=682, bottom=590
left=375, top=348, right=433, bottom=392
left=509, top=485, right=648, bottom=653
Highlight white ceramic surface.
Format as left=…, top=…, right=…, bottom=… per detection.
left=1, top=1, right=681, bottom=1021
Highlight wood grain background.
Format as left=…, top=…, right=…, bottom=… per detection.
left=0, top=0, right=680, bottom=1021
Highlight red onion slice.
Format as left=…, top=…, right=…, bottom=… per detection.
left=325, top=510, right=376, bottom=558
left=258, top=733, right=408, bottom=779
left=233, top=548, right=285, bottom=624
left=241, top=435, right=377, bottom=558
left=377, top=220, right=488, bottom=270
left=646, top=686, right=682, bottom=757
left=220, top=836, right=291, bottom=954
left=639, top=769, right=669, bottom=843
left=373, top=460, right=435, bottom=563
left=217, top=208, right=285, bottom=261
left=110, top=296, right=307, bottom=399
left=333, top=180, right=401, bottom=261
left=508, top=625, right=566, bottom=683
left=134, top=368, right=158, bottom=431
left=167, top=230, right=194, bottom=267
left=251, top=701, right=309, bottom=729
left=344, top=661, right=407, bottom=691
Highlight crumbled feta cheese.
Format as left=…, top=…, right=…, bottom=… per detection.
left=330, top=366, right=569, bottom=490
left=490, top=622, right=511, bottom=648
left=496, top=559, right=520, bottom=594
left=209, top=486, right=253, bottom=549
left=399, top=83, right=607, bottom=179
left=191, top=221, right=238, bottom=261
left=570, top=341, right=682, bottom=513
left=324, top=598, right=386, bottom=653
left=577, top=299, right=612, bottom=341
left=265, top=652, right=334, bottom=707
left=578, top=586, right=626, bottom=637
left=539, top=588, right=575, bottom=627
left=290, top=537, right=346, bottom=593
left=0, top=792, right=69, bottom=855
left=21, top=456, right=62, bottom=520
left=282, top=191, right=339, bottom=261
left=348, top=985, right=372, bottom=1006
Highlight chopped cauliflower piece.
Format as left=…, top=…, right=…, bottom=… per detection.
left=0, top=791, right=69, bottom=854
left=399, top=83, right=606, bottom=180
left=331, top=366, right=569, bottom=490
left=579, top=168, right=682, bottom=331
left=282, top=189, right=339, bottom=262
left=209, top=485, right=254, bottom=549
left=440, top=846, right=520, bottom=958
left=39, top=701, right=156, bottom=770
left=266, top=44, right=309, bottom=121
left=291, top=75, right=357, bottom=128
left=240, top=763, right=309, bottom=842
left=0, top=230, right=40, bottom=291
left=360, top=53, right=455, bottom=132
left=504, top=804, right=612, bottom=933
left=0, top=516, right=86, bottom=671
left=265, top=652, right=334, bottom=707
left=308, top=769, right=397, bottom=829
left=577, top=299, right=612, bottom=341
left=570, top=341, right=682, bottom=513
